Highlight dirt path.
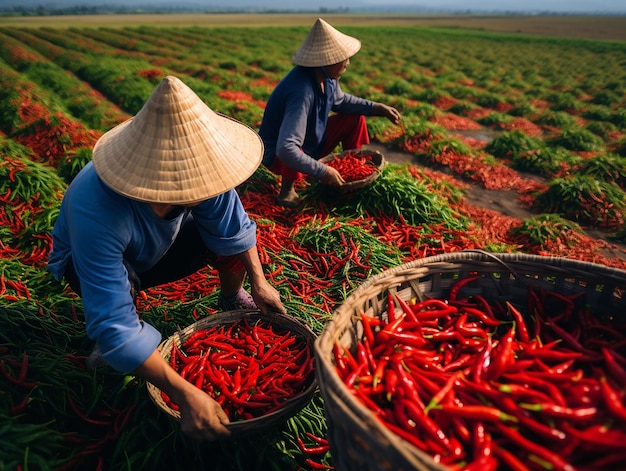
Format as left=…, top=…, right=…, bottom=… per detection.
left=366, top=142, right=626, bottom=262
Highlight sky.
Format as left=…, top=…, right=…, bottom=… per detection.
left=1, top=0, right=625, bottom=14
left=377, top=0, right=626, bottom=14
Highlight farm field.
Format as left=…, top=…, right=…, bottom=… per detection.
left=1, top=15, right=626, bottom=470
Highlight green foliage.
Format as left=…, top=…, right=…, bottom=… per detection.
left=484, top=130, right=544, bottom=159
left=534, top=174, right=626, bottom=228
left=534, top=110, right=577, bottom=129
left=383, top=78, right=414, bottom=96
left=508, top=102, right=538, bottom=118
left=58, top=147, right=93, bottom=184
left=427, top=137, right=474, bottom=159
left=477, top=111, right=513, bottom=127
left=592, top=89, right=622, bottom=106
left=583, top=104, right=614, bottom=122
left=512, top=146, right=575, bottom=176
left=512, top=213, right=583, bottom=248
left=75, top=59, right=157, bottom=114
left=447, top=100, right=478, bottom=116
left=549, top=127, right=605, bottom=152
left=545, top=91, right=583, bottom=112
left=577, top=152, right=626, bottom=190
left=585, top=120, right=618, bottom=139
left=305, top=165, right=469, bottom=231
left=474, top=92, right=509, bottom=109
left=613, top=137, right=626, bottom=157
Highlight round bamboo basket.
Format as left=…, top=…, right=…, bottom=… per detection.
left=148, top=309, right=318, bottom=438
left=314, top=251, right=626, bottom=471
left=319, top=148, right=385, bottom=194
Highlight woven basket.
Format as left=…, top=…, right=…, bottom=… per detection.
left=148, top=309, right=318, bottom=438
left=319, top=148, right=385, bottom=194
left=314, top=251, right=626, bottom=471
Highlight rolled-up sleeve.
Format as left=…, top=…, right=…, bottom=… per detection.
left=192, top=189, right=257, bottom=255
left=101, top=321, right=161, bottom=372
left=69, top=203, right=163, bottom=372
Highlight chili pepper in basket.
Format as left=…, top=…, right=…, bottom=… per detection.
left=324, top=151, right=378, bottom=182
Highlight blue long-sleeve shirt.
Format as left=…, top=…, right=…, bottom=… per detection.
left=259, top=66, right=374, bottom=177
left=48, top=161, right=257, bottom=372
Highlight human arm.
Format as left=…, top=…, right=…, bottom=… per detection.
left=192, top=192, right=286, bottom=313
left=135, top=350, right=231, bottom=441
left=372, top=102, right=402, bottom=125
left=236, top=246, right=286, bottom=314
left=332, top=83, right=401, bottom=125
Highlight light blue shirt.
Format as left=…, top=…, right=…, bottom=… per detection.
left=48, top=162, right=257, bottom=372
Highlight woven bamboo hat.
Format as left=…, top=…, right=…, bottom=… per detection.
left=92, top=76, right=262, bottom=204
left=292, top=18, right=361, bottom=67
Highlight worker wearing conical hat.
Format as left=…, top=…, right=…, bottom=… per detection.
left=259, top=18, right=401, bottom=207
left=48, top=76, right=286, bottom=441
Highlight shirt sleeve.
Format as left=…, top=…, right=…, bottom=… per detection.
left=332, top=82, right=375, bottom=115
left=69, top=201, right=161, bottom=373
left=191, top=189, right=258, bottom=256
left=274, top=89, right=329, bottom=178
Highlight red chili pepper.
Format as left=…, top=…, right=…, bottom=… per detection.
left=359, top=311, right=376, bottom=347
left=505, top=301, right=530, bottom=343
left=494, top=422, right=575, bottom=471
left=424, top=370, right=462, bottom=413
left=519, top=403, right=597, bottom=421
left=493, top=444, right=531, bottom=471
left=435, top=404, right=517, bottom=423
left=386, top=291, right=397, bottom=323
left=381, top=417, right=428, bottom=451
left=601, top=347, right=626, bottom=387
left=471, top=337, right=493, bottom=383
left=485, top=326, right=516, bottom=381
left=303, top=458, right=333, bottom=469
left=599, top=375, right=626, bottom=421
left=394, top=293, right=419, bottom=323
left=296, top=436, right=330, bottom=455
left=448, top=275, right=481, bottom=301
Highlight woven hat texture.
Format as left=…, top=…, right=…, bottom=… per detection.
left=92, top=76, right=262, bottom=204
left=292, top=18, right=361, bottom=67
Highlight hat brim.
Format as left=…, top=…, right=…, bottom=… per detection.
left=92, top=79, right=263, bottom=205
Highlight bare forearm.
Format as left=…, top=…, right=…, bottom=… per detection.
left=134, top=350, right=231, bottom=440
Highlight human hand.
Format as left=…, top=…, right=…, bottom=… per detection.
left=250, top=278, right=286, bottom=314
left=373, top=103, right=402, bottom=125
left=320, top=166, right=345, bottom=187
left=178, top=386, right=231, bottom=441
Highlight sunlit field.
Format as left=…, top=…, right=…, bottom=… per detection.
left=1, top=14, right=626, bottom=470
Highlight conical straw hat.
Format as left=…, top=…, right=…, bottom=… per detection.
left=292, top=18, right=361, bottom=67
left=92, top=76, right=262, bottom=204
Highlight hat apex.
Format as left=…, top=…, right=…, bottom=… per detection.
left=292, top=18, right=361, bottom=67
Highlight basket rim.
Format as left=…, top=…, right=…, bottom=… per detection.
left=147, top=309, right=318, bottom=436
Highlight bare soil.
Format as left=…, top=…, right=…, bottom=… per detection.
left=366, top=142, right=626, bottom=262
left=3, top=14, right=626, bottom=42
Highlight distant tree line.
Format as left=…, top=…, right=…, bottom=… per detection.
left=0, top=5, right=353, bottom=16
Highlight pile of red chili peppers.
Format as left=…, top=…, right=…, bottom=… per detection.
left=324, top=152, right=378, bottom=183
left=162, top=317, right=314, bottom=421
left=333, top=276, right=626, bottom=471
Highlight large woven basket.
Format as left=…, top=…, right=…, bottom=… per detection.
left=319, top=148, right=385, bottom=194
left=148, top=309, right=318, bottom=438
left=314, top=251, right=626, bottom=471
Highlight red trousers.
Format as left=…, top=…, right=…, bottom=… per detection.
left=270, top=113, right=370, bottom=182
